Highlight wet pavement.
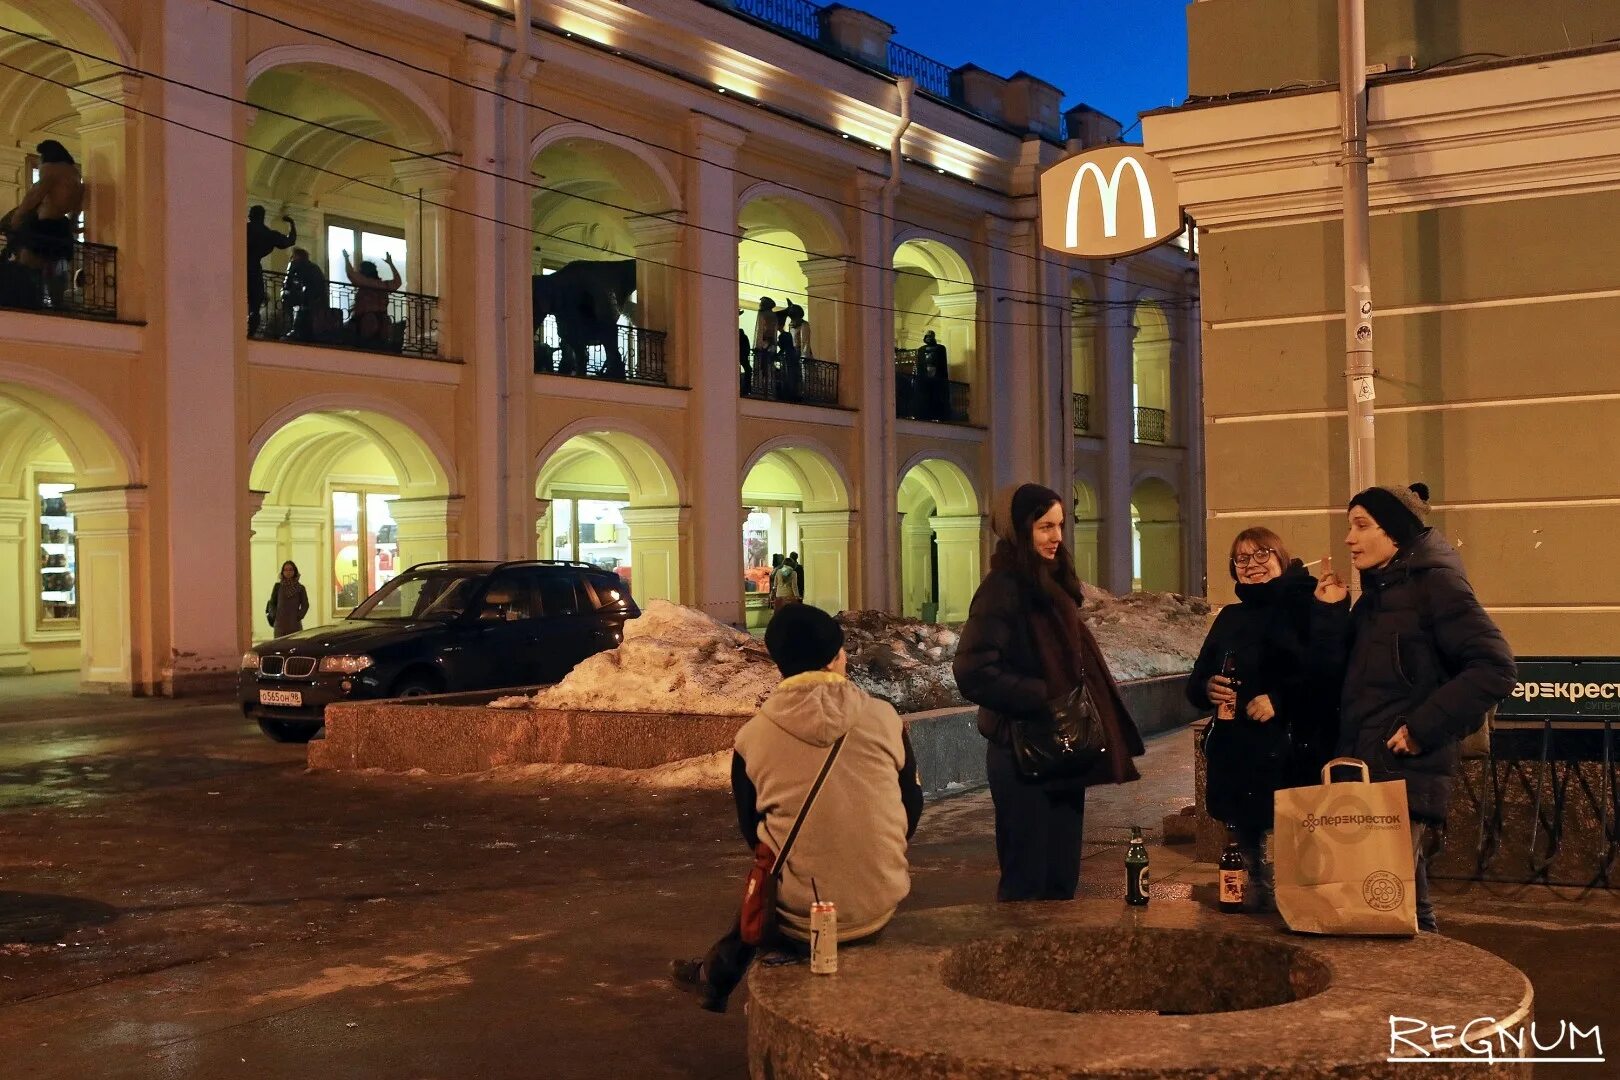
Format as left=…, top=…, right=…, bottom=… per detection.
left=1, top=675, right=1617, bottom=1078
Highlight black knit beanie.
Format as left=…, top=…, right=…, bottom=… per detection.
left=764, top=602, right=845, bottom=678
left=1348, top=482, right=1431, bottom=548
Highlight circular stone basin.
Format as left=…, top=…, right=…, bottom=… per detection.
left=747, top=901, right=1534, bottom=1079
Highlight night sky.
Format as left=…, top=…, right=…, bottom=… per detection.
left=858, top=0, right=1189, bottom=135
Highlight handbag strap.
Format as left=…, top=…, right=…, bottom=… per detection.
left=769, top=734, right=846, bottom=881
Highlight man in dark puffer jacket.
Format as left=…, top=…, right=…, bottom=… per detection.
left=1314, top=482, right=1516, bottom=932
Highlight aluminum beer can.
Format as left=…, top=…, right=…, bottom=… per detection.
left=809, top=901, right=838, bottom=974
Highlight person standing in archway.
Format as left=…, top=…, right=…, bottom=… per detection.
left=771, top=552, right=802, bottom=612
left=955, top=483, right=1144, bottom=901
left=266, top=560, right=310, bottom=638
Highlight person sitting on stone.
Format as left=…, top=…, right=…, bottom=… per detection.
left=280, top=248, right=329, bottom=342
left=1, top=140, right=84, bottom=307
left=343, top=250, right=402, bottom=347
left=669, top=603, right=923, bottom=1012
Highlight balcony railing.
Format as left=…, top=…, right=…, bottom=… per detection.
left=742, top=347, right=839, bottom=406
left=534, top=321, right=668, bottom=386
left=1134, top=406, right=1168, bottom=445
left=252, top=270, right=439, bottom=358
left=733, top=0, right=820, bottom=39
left=887, top=42, right=952, bottom=98
left=895, top=351, right=970, bottom=423
left=0, top=241, right=117, bottom=320
left=1072, top=392, right=1091, bottom=434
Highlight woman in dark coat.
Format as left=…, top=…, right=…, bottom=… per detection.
left=1314, top=483, right=1516, bottom=932
left=266, top=560, right=310, bottom=638
left=1188, top=526, right=1337, bottom=911
left=954, top=483, right=1144, bottom=902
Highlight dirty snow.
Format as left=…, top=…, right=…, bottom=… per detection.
left=491, top=588, right=1208, bottom=718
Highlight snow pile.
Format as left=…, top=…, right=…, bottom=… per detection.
left=489, top=600, right=778, bottom=715
left=468, top=750, right=731, bottom=791
left=491, top=587, right=1208, bottom=719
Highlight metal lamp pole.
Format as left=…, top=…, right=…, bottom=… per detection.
left=1339, top=0, right=1376, bottom=496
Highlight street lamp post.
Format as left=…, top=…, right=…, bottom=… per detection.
left=1339, top=0, right=1376, bottom=497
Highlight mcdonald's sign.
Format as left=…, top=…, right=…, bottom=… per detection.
left=1038, top=146, right=1183, bottom=259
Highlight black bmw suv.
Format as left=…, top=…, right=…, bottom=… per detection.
left=240, top=560, right=638, bottom=742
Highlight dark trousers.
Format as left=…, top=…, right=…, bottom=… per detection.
left=987, top=740, right=1088, bottom=901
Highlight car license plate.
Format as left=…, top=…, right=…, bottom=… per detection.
left=260, top=689, right=303, bottom=706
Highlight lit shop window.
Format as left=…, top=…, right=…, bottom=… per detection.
left=547, top=497, right=632, bottom=595
left=331, top=488, right=399, bottom=612
left=37, top=480, right=78, bottom=627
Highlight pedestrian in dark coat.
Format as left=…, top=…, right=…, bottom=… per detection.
left=1313, top=482, right=1515, bottom=932
left=266, top=560, right=310, bottom=638
left=954, top=483, right=1144, bottom=902
left=1188, top=526, right=1338, bottom=911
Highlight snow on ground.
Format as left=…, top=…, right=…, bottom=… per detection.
left=491, top=588, right=1210, bottom=718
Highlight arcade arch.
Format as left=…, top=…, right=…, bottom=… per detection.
left=535, top=428, right=685, bottom=605
left=737, top=189, right=847, bottom=398
left=1130, top=477, right=1182, bottom=593
left=248, top=409, right=454, bottom=636
left=741, top=444, right=851, bottom=630
left=897, top=458, right=981, bottom=624
left=894, top=237, right=976, bottom=422
left=0, top=376, right=138, bottom=689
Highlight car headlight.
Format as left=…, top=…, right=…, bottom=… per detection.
left=319, top=655, right=374, bottom=674
left=241, top=652, right=260, bottom=671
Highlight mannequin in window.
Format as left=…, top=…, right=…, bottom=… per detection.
left=2, top=141, right=85, bottom=308
left=344, top=250, right=402, bottom=348
left=918, top=330, right=950, bottom=420
left=246, top=205, right=296, bottom=335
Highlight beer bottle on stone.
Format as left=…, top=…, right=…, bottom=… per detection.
left=1125, top=825, right=1150, bottom=906
left=1219, top=828, right=1248, bottom=914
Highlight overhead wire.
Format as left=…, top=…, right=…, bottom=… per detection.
left=0, top=53, right=1175, bottom=332
left=200, top=0, right=1195, bottom=305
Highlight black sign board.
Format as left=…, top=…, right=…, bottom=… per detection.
left=1497, top=656, right=1620, bottom=722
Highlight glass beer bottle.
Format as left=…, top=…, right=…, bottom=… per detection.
left=1125, top=825, right=1150, bottom=906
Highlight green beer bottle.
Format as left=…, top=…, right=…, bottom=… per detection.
left=1125, top=825, right=1150, bottom=906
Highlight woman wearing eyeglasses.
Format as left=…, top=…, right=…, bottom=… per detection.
left=1187, top=527, right=1337, bottom=911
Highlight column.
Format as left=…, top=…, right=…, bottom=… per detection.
left=625, top=213, right=685, bottom=382
left=1073, top=519, right=1101, bottom=588
left=390, top=157, right=458, bottom=300
left=853, top=170, right=896, bottom=612
left=795, top=510, right=854, bottom=615
left=283, top=506, right=328, bottom=624
left=1099, top=274, right=1138, bottom=594
left=68, top=73, right=144, bottom=320
left=899, top=511, right=931, bottom=618
left=390, top=495, right=463, bottom=567
left=1137, top=520, right=1184, bottom=593
left=799, top=256, right=849, bottom=371
left=249, top=496, right=286, bottom=644
left=1033, top=242, right=1073, bottom=496
left=1180, top=277, right=1208, bottom=596
left=534, top=499, right=552, bottom=559
left=63, top=486, right=147, bottom=693
left=161, top=0, right=241, bottom=692
left=983, top=214, right=1036, bottom=489
left=932, top=292, right=978, bottom=418
left=620, top=506, right=688, bottom=606
left=0, top=146, right=27, bottom=213
left=929, top=514, right=984, bottom=624
left=684, top=112, right=747, bottom=626
left=0, top=498, right=32, bottom=674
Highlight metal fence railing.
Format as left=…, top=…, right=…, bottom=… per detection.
left=895, top=350, right=970, bottom=423
left=0, top=241, right=117, bottom=320
left=534, top=321, right=668, bottom=385
left=742, top=348, right=839, bottom=406
left=1072, top=392, right=1091, bottom=434
left=887, top=42, right=952, bottom=98
left=733, top=0, right=820, bottom=39
left=1134, top=405, right=1168, bottom=444
left=252, top=270, right=440, bottom=358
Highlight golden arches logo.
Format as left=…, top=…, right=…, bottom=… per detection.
left=1039, top=146, right=1183, bottom=259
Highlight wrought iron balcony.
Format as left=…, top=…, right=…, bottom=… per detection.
left=0, top=241, right=116, bottom=320
left=733, top=0, right=819, bottom=39
left=741, top=347, right=839, bottom=406
left=887, top=42, right=952, bottom=98
left=895, top=349, right=970, bottom=424
left=534, top=322, right=668, bottom=386
left=1073, top=392, right=1091, bottom=434
left=252, top=270, right=440, bottom=358
left=1134, top=406, right=1168, bottom=445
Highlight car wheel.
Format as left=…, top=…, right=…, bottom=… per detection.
left=258, top=717, right=322, bottom=743
left=392, top=677, right=441, bottom=699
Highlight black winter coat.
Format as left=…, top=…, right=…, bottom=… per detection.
left=953, top=569, right=1145, bottom=781
left=1188, top=561, right=1338, bottom=828
left=1313, top=529, right=1516, bottom=823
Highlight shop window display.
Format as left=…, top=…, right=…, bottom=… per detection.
left=332, top=488, right=400, bottom=612
left=546, top=497, right=631, bottom=595
left=37, top=480, right=77, bottom=626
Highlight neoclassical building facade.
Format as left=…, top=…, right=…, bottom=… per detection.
left=0, top=0, right=1199, bottom=693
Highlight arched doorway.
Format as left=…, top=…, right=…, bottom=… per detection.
left=0, top=1, right=135, bottom=317
left=1131, top=477, right=1182, bottom=593
left=1070, top=279, right=1097, bottom=435
left=741, top=444, right=851, bottom=630
left=736, top=189, right=846, bottom=404
left=894, top=237, right=976, bottom=423
left=0, top=376, right=138, bottom=689
left=244, top=56, right=452, bottom=354
left=248, top=408, right=453, bottom=638
left=1132, top=300, right=1172, bottom=444
left=897, top=458, right=981, bottom=624
left=530, top=132, right=681, bottom=383
left=535, top=428, right=684, bottom=605
left=1074, top=480, right=1101, bottom=587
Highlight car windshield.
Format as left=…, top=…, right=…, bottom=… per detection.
left=348, top=568, right=487, bottom=621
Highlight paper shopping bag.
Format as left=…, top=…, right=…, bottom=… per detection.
left=1273, top=757, right=1417, bottom=936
